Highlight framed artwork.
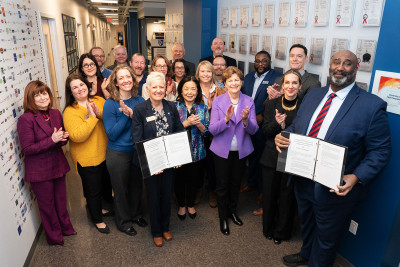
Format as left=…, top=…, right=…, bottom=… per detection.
left=62, top=14, right=78, bottom=73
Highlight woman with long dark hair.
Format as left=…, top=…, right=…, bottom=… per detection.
left=78, top=53, right=110, bottom=99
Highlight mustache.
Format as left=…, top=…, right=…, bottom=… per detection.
left=331, top=70, right=350, bottom=76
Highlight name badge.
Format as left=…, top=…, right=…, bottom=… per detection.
left=146, top=115, right=156, bottom=122
left=262, top=81, right=269, bottom=85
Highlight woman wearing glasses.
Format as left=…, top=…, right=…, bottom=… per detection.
left=142, top=55, right=177, bottom=101
left=172, top=59, right=189, bottom=84
left=78, top=53, right=110, bottom=99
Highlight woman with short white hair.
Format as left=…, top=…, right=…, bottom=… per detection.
left=132, top=71, right=183, bottom=247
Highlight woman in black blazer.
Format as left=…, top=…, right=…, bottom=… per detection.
left=132, top=71, right=183, bottom=247
left=259, top=69, right=303, bottom=245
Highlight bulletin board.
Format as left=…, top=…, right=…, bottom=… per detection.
left=0, top=0, right=48, bottom=266
left=217, top=0, right=384, bottom=90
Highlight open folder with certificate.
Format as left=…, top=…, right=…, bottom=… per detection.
left=276, top=131, right=348, bottom=190
left=135, top=131, right=193, bottom=178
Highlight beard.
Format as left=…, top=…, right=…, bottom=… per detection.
left=329, top=69, right=356, bottom=87
left=256, top=65, right=271, bottom=76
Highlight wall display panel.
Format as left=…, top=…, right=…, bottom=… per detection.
left=221, top=8, right=229, bottom=27
left=275, top=36, right=288, bottom=60
left=0, top=0, right=47, bottom=241
left=229, top=34, right=237, bottom=53
left=238, top=34, right=248, bottom=55
left=240, top=6, right=249, bottom=28
left=356, top=39, right=376, bottom=72
left=335, top=0, right=355, bottom=27
left=361, top=0, right=383, bottom=26
left=220, top=34, right=228, bottom=52
left=230, top=8, right=238, bottom=28
left=263, top=4, right=275, bottom=27
left=249, top=35, right=259, bottom=55
left=261, top=36, right=272, bottom=54
left=313, top=0, right=330, bottom=26
left=294, top=1, right=309, bottom=27
left=62, top=14, right=78, bottom=74
left=331, top=38, right=350, bottom=57
left=251, top=4, right=261, bottom=27
left=278, top=2, right=290, bottom=27
left=292, top=37, right=306, bottom=45
left=309, top=37, right=325, bottom=65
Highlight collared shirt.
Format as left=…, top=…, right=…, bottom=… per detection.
left=251, top=71, right=269, bottom=99
left=306, top=82, right=355, bottom=139
left=217, top=80, right=225, bottom=88
left=202, top=84, right=216, bottom=107
left=299, top=70, right=305, bottom=76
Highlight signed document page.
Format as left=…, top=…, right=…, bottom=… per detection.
left=143, top=137, right=169, bottom=175
left=163, top=131, right=193, bottom=168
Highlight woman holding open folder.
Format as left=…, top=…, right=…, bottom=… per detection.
left=209, top=67, right=259, bottom=235
left=259, top=69, right=303, bottom=245
left=132, top=71, right=183, bottom=247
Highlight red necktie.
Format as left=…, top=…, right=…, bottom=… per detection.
left=308, top=93, right=336, bottom=138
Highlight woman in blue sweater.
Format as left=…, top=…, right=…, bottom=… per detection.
left=103, top=65, right=147, bottom=236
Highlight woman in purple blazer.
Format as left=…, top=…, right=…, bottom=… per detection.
left=17, top=81, right=75, bottom=245
left=209, top=67, right=258, bottom=235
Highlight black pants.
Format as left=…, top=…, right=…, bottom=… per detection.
left=213, top=151, right=246, bottom=220
left=144, top=169, right=174, bottom=237
left=262, top=166, right=295, bottom=240
left=175, top=159, right=204, bottom=207
left=247, top=130, right=265, bottom=193
left=106, top=148, right=143, bottom=231
left=199, top=136, right=216, bottom=191
left=77, top=161, right=108, bottom=224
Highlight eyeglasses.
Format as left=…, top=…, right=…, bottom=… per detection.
left=155, top=65, right=168, bottom=69
left=93, top=55, right=105, bottom=58
left=213, top=64, right=226, bottom=67
left=83, top=63, right=96, bottom=69
left=254, top=60, right=270, bottom=64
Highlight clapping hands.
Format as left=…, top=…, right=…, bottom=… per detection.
left=51, top=127, right=69, bottom=143
left=275, top=109, right=287, bottom=129
left=267, top=84, right=282, bottom=100
left=120, top=100, right=133, bottom=118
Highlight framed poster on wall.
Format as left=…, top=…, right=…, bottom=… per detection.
left=62, top=14, right=78, bottom=74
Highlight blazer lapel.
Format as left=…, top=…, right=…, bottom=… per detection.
left=145, top=100, right=157, bottom=135
left=254, top=71, right=272, bottom=100
left=235, top=92, right=246, bottom=125
left=325, top=85, right=360, bottom=140
left=34, top=112, right=52, bottom=137
left=299, top=86, right=329, bottom=134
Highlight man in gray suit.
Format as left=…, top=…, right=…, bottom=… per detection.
left=171, top=43, right=196, bottom=76
left=267, top=44, right=321, bottom=99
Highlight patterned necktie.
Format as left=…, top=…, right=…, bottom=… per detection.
left=308, top=93, right=337, bottom=138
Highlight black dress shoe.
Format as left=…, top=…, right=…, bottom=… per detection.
left=102, top=210, right=115, bottom=217
left=267, top=236, right=273, bottom=240
left=229, top=213, right=243, bottom=226
left=188, top=212, right=197, bottom=219
left=133, top=217, right=148, bottom=227
left=220, top=219, right=230, bottom=235
left=274, top=238, right=282, bottom=245
left=123, top=226, right=137, bottom=236
left=282, top=253, right=308, bottom=267
left=177, top=213, right=186, bottom=221
left=95, top=224, right=110, bottom=234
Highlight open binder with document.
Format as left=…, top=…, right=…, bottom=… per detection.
left=135, top=131, right=193, bottom=178
left=276, top=131, right=348, bottom=190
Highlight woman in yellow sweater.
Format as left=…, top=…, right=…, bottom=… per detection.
left=63, top=73, right=111, bottom=234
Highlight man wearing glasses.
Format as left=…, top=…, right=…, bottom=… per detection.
left=90, top=47, right=112, bottom=78
left=241, top=51, right=282, bottom=210
left=212, top=56, right=227, bottom=88
left=130, top=53, right=147, bottom=96
left=267, top=44, right=321, bottom=100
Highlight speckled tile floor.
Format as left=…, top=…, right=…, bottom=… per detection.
left=28, top=154, right=303, bottom=267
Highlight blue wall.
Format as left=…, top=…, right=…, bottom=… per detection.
left=127, top=12, right=139, bottom=59
left=201, top=0, right=217, bottom=59
left=338, top=1, right=400, bottom=266
left=183, top=0, right=203, bottom=65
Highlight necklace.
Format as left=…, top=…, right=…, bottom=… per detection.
left=282, top=98, right=298, bottom=111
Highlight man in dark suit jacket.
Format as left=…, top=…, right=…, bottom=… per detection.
left=241, top=51, right=282, bottom=198
left=200, top=37, right=237, bottom=67
left=171, top=43, right=196, bottom=76
left=268, top=44, right=321, bottom=99
left=276, top=50, right=391, bottom=267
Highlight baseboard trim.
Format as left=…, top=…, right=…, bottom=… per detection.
left=23, top=224, right=43, bottom=267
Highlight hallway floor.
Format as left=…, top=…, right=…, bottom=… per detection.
left=28, top=154, right=303, bottom=267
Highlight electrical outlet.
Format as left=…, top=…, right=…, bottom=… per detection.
left=349, top=220, right=358, bottom=235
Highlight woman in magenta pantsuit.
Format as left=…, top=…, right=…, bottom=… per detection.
left=17, top=81, right=75, bottom=245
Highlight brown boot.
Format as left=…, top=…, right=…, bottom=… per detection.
left=208, top=191, right=217, bottom=208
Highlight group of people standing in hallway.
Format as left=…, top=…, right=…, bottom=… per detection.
left=17, top=36, right=391, bottom=267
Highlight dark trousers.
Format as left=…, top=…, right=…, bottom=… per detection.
left=144, top=169, right=174, bottom=237
left=30, top=176, right=75, bottom=244
left=106, top=148, right=143, bottom=231
left=213, top=151, right=246, bottom=220
left=247, top=130, right=265, bottom=193
left=295, top=177, right=358, bottom=267
left=77, top=161, right=108, bottom=224
left=175, top=159, right=204, bottom=207
left=101, top=164, right=114, bottom=211
left=262, top=166, right=295, bottom=240
left=200, top=136, right=216, bottom=191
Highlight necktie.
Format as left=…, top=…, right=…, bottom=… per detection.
left=308, top=93, right=336, bottom=138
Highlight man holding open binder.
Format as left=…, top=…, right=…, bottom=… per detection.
left=275, top=50, right=391, bottom=267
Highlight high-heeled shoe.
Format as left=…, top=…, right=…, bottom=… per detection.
left=95, top=224, right=110, bottom=234
left=188, top=212, right=197, bottom=219
left=177, top=213, right=186, bottom=220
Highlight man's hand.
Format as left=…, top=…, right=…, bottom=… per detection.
left=275, top=133, right=290, bottom=153
left=330, top=174, right=359, bottom=196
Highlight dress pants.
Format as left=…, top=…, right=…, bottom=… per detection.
left=30, top=176, right=75, bottom=244
left=262, top=166, right=295, bottom=240
left=175, top=159, right=204, bottom=207
left=247, top=129, right=265, bottom=193
left=144, top=169, right=174, bottom=237
left=213, top=151, right=246, bottom=220
left=77, top=161, right=107, bottom=224
left=106, top=148, right=143, bottom=231
left=201, top=136, right=216, bottom=191
left=295, top=177, right=358, bottom=267
left=101, top=164, right=114, bottom=211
